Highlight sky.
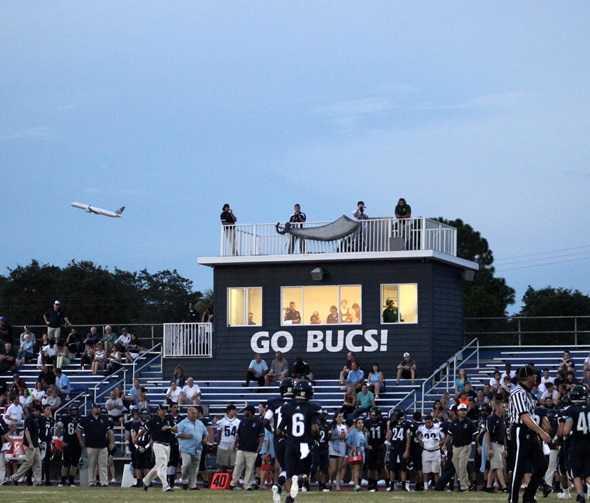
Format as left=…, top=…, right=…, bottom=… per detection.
left=1, top=1, right=589, bottom=315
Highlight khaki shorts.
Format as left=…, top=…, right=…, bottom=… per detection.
left=490, top=443, right=505, bottom=470
left=422, top=449, right=441, bottom=474
left=216, top=447, right=236, bottom=468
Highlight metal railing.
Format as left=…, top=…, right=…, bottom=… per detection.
left=420, top=337, right=480, bottom=414
left=163, top=323, right=213, bottom=357
left=219, top=217, right=457, bottom=257
left=465, top=315, right=590, bottom=346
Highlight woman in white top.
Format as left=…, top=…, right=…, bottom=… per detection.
left=328, top=411, right=348, bottom=491
left=91, top=343, right=106, bottom=375
left=166, top=381, right=182, bottom=404
left=32, top=381, right=47, bottom=403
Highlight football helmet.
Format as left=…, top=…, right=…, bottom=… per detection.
left=69, top=405, right=79, bottom=417
left=570, top=385, right=587, bottom=404
left=280, top=377, right=295, bottom=398
left=293, top=379, right=313, bottom=400
left=370, top=407, right=382, bottom=418
left=389, top=409, right=405, bottom=423
left=479, top=403, right=492, bottom=417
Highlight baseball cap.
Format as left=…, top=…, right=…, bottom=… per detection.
left=244, top=405, right=256, bottom=414
left=100, top=406, right=108, bottom=414
left=403, top=352, right=410, bottom=357
left=158, top=403, right=169, bottom=411
left=457, top=404, right=468, bottom=411
left=386, top=298, right=394, bottom=304
left=91, top=402, right=100, bottom=408
left=448, top=404, right=457, bottom=412
left=54, top=300, right=60, bottom=305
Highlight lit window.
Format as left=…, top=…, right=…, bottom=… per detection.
left=281, top=285, right=362, bottom=325
left=381, top=284, right=418, bottom=324
left=227, top=287, right=262, bottom=326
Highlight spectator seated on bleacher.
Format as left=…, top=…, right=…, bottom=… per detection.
left=366, top=362, right=385, bottom=399
left=345, top=361, right=364, bottom=392
left=37, top=364, right=56, bottom=391
left=500, top=376, right=515, bottom=394
left=540, top=382, right=559, bottom=401
left=55, top=367, right=71, bottom=397
left=91, top=342, right=107, bottom=375
left=9, top=373, right=27, bottom=401
left=124, top=333, right=145, bottom=363
left=489, top=370, right=502, bottom=392
left=582, top=368, right=590, bottom=392
left=501, top=362, right=518, bottom=384
left=291, top=355, right=313, bottom=383
left=19, top=326, right=36, bottom=350
left=16, top=334, right=35, bottom=367
left=32, top=381, right=46, bottom=404
left=454, top=368, right=471, bottom=395
left=463, top=382, right=476, bottom=400
left=83, top=326, right=101, bottom=348
left=395, top=352, right=416, bottom=385
left=180, top=377, right=201, bottom=405
left=43, top=388, right=61, bottom=414
left=558, top=350, right=576, bottom=376
left=105, top=345, right=123, bottom=375
left=137, top=388, right=149, bottom=411
left=243, top=354, right=268, bottom=389
left=339, top=351, right=359, bottom=388
left=554, top=368, right=566, bottom=387
left=173, top=365, right=187, bottom=387
left=353, top=383, right=375, bottom=418
left=0, top=342, right=17, bottom=374
left=340, top=385, right=358, bottom=418
left=166, top=380, right=182, bottom=404
left=115, top=327, right=131, bottom=350
left=4, top=395, right=24, bottom=424
left=539, top=368, right=554, bottom=393
left=264, top=351, right=289, bottom=387
left=65, top=327, right=83, bottom=357
left=101, top=325, right=117, bottom=353
left=565, top=370, right=580, bottom=391
left=127, top=378, right=141, bottom=405
left=106, top=390, right=126, bottom=423
left=19, top=388, right=33, bottom=417
left=55, top=340, right=70, bottom=369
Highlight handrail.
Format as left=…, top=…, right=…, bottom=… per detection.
left=53, top=391, right=89, bottom=418
left=92, top=367, right=128, bottom=403
left=420, top=337, right=480, bottom=414
left=132, top=343, right=162, bottom=381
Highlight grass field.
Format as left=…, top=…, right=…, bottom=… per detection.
left=0, top=487, right=517, bottom=503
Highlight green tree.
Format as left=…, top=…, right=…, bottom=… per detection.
left=517, top=286, right=590, bottom=345
left=0, top=260, right=203, bottom=327
left=435, top=218, right=515, bottom=341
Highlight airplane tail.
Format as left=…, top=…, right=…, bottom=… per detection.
left=115, top=206, right=125, bottom=216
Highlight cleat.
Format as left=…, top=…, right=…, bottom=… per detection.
left=558, top=493, right=572, bottom=500
left=272, top=485, right=281, bottom=503
left=143, top=483, right=149, bottom=491
left=285, top=496, right=294, bottom=503
left=164, top=487, right=174, bottom=492
left=290, top=475, right=299, bottom=499
left=354, top=484, right=361, bottom=492
left=542, top=483, right=553, bottom=498
left=182, top=484, right=188, bottom=490
left=576, top=496, right=585, bottom=503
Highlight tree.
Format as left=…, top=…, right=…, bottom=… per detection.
left=435, top=218, right=515, bottom=339
left=517, top=286, right=590, bottom=345
left=0, top=260, right=204, bottom=328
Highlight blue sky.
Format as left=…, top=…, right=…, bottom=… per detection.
left=1, top=2, right=589, bottom=315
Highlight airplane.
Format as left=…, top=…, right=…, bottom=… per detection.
left=71, top=202, right=125, bottom=218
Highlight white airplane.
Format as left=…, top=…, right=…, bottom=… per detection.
left=71, top=202, right=125, bottom=218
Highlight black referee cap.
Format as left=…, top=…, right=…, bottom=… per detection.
left=518, top=365, right=536, bottom=380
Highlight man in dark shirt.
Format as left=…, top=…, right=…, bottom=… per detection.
left=0, top=342, right=17, bottom=374
left=287, top=204, right=306, bottom=254
left=11, top=403, right=42, bottom=485
left=43, top=300, right=72, bottom=341
left=229, top=405, right=264, bottom=490
left=484, top=400, right=508, bottom=493
left=184, top=302, right=200, bottom=323
left=364, top=407, right=389, bottom=492
left=444, top=403, right=477, bottom=492
left=77, top=402, right=115, bottom=487
left=284, top=302, right=301, bottom=324
left=387, top=409, right=411, bottom=491
left=137, top=403, right=178, bottom=492
left=220, top=203, right=238, bottom=256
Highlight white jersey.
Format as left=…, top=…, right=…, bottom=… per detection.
left=217, top=415, right=241, bottom=450
left=417, top=423, right=444, bottom=451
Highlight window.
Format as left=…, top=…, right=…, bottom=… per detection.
left=281, top=285, right=362, bottom=325
left=227, top=287, right=262, bottom=326
left=381, top=284, right=418, bottom=324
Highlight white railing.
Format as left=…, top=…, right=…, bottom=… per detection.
left=219, top=217, right=457, bottom=257
left=163, top=323, right=213, bottom=357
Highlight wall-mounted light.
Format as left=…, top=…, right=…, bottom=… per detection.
left=311, top=267, right=324, bottom=281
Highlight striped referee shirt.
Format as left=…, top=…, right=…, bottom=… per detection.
left=508, top=382, right=537, bottom=428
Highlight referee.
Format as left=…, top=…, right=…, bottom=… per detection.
left=508, top=365, right=551, bottom=503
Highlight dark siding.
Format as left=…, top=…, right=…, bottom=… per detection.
left=164, top=258, right=467, bottom=382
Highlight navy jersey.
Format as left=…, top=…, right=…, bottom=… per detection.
left=132, top=420, right=151, bottom=447
left=365, top=417, right=388, bottom=447
left=265, top=396, right=292, bottom=434
left=58, top=415, right=80, bottom=444
left=532, top=406, right=548, bottom=427
left=566, top=404, right=590, bottom=441
left=277, top=400, right=321, bottom=445
left=389, top=421, right=410, bottom=449
left=40, top=416, right=55, bottom=442
left=315, top=420, right=331, bottom=451
left=409, top=420, right=424, bottom=448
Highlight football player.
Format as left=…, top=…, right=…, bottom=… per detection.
left=56, top=404, right=81, bottom=487
left=364, top=407, right=389, bottom=492
left=387, top=409, right=411, bottom=491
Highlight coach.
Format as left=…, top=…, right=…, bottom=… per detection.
left=77, top=402, right=115, bottom=487
left=508, top=365, right=551, bottom=503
